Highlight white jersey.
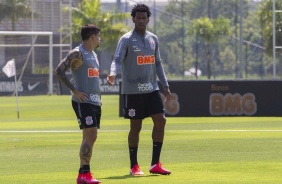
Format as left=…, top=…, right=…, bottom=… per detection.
left=110, top=30, right=169, bottom=94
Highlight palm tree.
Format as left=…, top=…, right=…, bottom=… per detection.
left=68, top=0, right=130, bottom=53
left=0, top=0, right=37, bottom=31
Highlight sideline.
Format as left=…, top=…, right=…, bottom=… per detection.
left=0, top=129, right=282, bottom=133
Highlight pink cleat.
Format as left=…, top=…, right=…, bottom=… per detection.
left=130, top=164, right=144, bottom=176
left=76, top=173, right=83, bottom=184
left=149, top=162, right=171, bottom=175
left=81, top=172, right=101, bottom=184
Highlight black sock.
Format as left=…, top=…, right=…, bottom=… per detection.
left=82, top=165, right=90, bottom=174
left=151, top=142, right=163, bottom=166
left=79, top=167, right=82, bottom=174
left=129, top=146, right=138, bottom=168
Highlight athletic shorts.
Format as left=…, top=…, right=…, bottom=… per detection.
left=72, top=101, right=101, bottom=129
left=123, top=90, right=165, bottom=119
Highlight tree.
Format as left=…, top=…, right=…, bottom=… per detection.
left=190, top=16, right=230, bottom=79
left=185, top=0, right=250, bottom=79
left=0, top=0, right=37, bottom=31
left=220, top=46, right=236, bottom=74
left=155, top=0, right=245, bottom=78
left=258, top=0, right=282, bottom=56
left=238, top=10, right=267, bottom=78
left=184, top=0, right=249, bottom=20
left=155, top=0, right=192, bottom=76
left=68, top=0, right=130, bottom=53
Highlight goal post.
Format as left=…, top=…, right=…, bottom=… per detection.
left=0, top=31, right=53, bottom=95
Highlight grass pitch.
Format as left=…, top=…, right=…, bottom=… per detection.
left=0, top=95, right=282, bottom=183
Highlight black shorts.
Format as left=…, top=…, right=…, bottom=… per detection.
left=72, top=101, right=101, bottom=129
left=123, top=90, right=165, bottom=119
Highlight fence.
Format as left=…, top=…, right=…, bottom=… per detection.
left=1, top=0, right=282, bottom=96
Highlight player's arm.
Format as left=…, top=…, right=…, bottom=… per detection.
left=154, top=38, right=171, bottom=102
left=107, top=36, right=128, bottom=85
left=54, top=50, right=88, bottom=102
left=55, top=49, right=82, bottom=91
left=156, top=60, right=171, bottom=102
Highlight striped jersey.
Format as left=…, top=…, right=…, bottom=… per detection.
left=110, top=30, right=169, bottom=94
left=71, top=44, right=101, bottom=106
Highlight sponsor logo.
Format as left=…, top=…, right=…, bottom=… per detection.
left=28, top=82, right=40, bottom=91
left=88, top=68, right=99, bottom=77
left=0, top=81, right=23, bottom=92
left=211, top=84, right=229, bottom=91
left=133, top=45, right=141, bottom=52
left=132, top=37, right=137, bottom=42
left=209, top=93, right=257, bottom=115
left=90, top=94, right=100, bottom=103
left=100, top=85, right=119, bottom=93
left=85, top=116, right=93, bottom=125
left=128, top=109, right=136, bottom=117
left=137, top=55, right=155, bottom=65
left=138, top=83, right=153, bottom=91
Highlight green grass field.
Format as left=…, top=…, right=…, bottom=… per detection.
left=1, top=95, right=282, bottom=184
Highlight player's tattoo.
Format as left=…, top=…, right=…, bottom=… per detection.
left=55, top=50, right=83, bottom=91
left=81, top=143, right=91, bottom=163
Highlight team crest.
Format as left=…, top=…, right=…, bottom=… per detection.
left=149, top=38, right=155, bottom=50
left=85, top=116, right=93, bottom=125
left=128, top=109, right=136, bottom=117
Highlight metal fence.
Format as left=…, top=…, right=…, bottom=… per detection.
left=0, top=0, right=281, bottom=83
left=116, top=0, right=281, bottom=80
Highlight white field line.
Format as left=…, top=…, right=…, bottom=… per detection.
left=0, top=130, right=282, bottom=133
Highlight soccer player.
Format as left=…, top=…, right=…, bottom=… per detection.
left=55, top=24, right=102, bottom=184
left=107, top=4, right=171, bottom=176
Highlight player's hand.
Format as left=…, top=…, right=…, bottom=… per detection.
left=107, top=74, right=115, bottom=85
left=164, top=87, right=171, bottom=103
left=72, top=89, right=88, bottom=102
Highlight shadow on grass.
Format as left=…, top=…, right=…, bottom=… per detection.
left=102, top=174, right=160, bottom=180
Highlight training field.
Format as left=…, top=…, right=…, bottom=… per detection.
left=0, top=95, right=282, bottom=184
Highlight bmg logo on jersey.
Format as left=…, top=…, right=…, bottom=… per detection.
left=88, top=68, right=99, bottom=77
left=137, top=55, right=155, bottom=65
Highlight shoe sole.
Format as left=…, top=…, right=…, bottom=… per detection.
left=149, top=171, right=171, bottom=175
left=130, top=169, right=145, bottom=176
left=130, top=172, right=145, bottom=176
left=78, top=180, right=101, bottom=184
left=77, top=180, right=83, bottom=184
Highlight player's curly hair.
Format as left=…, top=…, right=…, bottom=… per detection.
left=131, top=4, right=152, bottom=18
